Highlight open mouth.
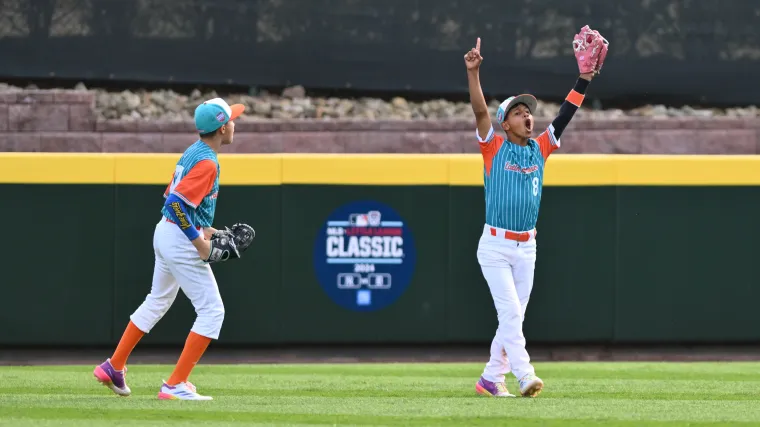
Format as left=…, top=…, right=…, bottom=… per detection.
left=525, top=118, right=533, bottom=133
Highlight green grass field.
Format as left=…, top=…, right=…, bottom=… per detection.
left=1, top=362, right=760, bottom=426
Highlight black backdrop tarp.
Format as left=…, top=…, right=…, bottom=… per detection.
left=1, top=0, right=758, bottom=105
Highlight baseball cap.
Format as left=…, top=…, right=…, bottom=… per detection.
left=194, top=98, right=245, bottom=134
left=495, top=94, right=537, bottom=124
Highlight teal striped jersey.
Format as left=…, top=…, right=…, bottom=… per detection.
left=161, top=140, right=220, bottom=227
left=477, top=125, right=560, bottom=231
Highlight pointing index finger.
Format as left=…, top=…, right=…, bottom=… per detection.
left=476, top=37, right=481, bottom=51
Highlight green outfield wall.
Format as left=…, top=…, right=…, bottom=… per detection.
left=1, top=153, right=759, bottom=346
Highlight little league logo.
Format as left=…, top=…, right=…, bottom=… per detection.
left=313, top=200, right=416, bottom=312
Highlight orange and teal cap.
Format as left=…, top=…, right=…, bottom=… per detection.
left=194, top=98, right=245, bottom=134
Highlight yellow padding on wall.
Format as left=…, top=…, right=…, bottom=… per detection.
left=1, top=153, right=760, bottom=186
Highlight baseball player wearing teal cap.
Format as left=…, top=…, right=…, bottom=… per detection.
left=463, top=29, right=607, bottom=398
left=93, top=98, right=251, bottom=400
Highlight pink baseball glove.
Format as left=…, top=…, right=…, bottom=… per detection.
left=573, top=25, right=609, bottom=74
left=595, top=31, right=609, bottom=73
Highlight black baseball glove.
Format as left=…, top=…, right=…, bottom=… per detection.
left=205, top=223, right=256, bottom=263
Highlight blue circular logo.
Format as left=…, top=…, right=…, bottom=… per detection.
left=313, top=200, right=416, bottom=312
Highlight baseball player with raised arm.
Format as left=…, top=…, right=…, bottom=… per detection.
left=466, top=27, right=608, bottom=398
left=93, top=98, right=255, bottom=401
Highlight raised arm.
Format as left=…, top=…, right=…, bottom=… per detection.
left=551, top=25, right=608, bottom=139
left=535, top=73, right=595, bottom=160
left=464, top=38, right=492, bottom=141
left=550, top=73, right=593, bottom=140
left=538, top=26, right=608, bottom=159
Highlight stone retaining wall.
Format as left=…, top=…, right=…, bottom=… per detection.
left=1, top=90, right=758, bottom=154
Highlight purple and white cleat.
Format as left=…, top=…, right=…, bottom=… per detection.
left=93, top=358, right=131, bottom=397
left=475, top=376, right=516, bottom=398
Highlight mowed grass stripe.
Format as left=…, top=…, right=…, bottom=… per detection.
left=0, top=422, right=756, bottom=427
left=4, top=361, right=760, bottom=380
left=2, top=362, right=760, bottom=426
left=2, top=388, right=759, bottom=402
left=3, top=395, right=760, bottom=422
left=2, top=406, right=760, bottom=427
left=2, top=375, right=759, bottom=402
left=0, top=421, right=340, bottom=427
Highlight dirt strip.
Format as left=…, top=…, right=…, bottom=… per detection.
left=3, top=345, right=760, bottom=366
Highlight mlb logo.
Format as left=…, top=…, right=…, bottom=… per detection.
left=350, top=214, right=369, bottom=227
left=216, top=112, right=226, bottom=122
left=367, top=211, right=381, bottom=226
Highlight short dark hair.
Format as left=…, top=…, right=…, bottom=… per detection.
left=199, top=128, right=218, bottom=138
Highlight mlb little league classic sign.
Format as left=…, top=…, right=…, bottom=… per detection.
left=312, top=200, right=417, bottom=312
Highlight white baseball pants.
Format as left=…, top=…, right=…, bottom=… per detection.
left=130, top=218, right=225, bottom=340
left=476, top=224, right=537, bottom=382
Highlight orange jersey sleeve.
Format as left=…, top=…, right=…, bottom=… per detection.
left=172, top=160, right=218, bottom=208
left=536, top=125, right=561, bottom=160
left=477, top=126, right=505, bottom=177
left=163, top=172, right=175, bottom=198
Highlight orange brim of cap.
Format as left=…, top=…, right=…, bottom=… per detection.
left=229, top=104, right=245, bottom=120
